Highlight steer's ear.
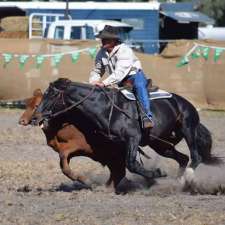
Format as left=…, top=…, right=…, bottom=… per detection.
left=33, top=89, right=43, bottom=97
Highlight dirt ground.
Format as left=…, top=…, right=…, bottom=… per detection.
left=0, top=109, right=225, bottom=225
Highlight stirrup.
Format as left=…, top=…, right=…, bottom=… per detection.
left=142, top=116, right=154, bottom=129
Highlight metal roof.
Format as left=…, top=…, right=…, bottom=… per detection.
left=0, top=2, right=160, bottom=10
left=161, top=11, right=215, bottom=25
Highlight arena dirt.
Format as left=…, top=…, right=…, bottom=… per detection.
left=0, top=109, right=225, bottom=225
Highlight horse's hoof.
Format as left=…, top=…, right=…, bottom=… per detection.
left=115, top=177, right=131, bottom=194
left=145, top=178, right=157, bottom=188
left=184, top=167, right=195, bottom=181
left=76, top=181, right=92, bottom=191
left=115, top=188, right=128, bottom=195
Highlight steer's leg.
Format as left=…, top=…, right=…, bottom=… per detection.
left=59, top=150, right=91, bottom=189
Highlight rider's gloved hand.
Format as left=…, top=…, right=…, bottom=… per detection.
left=92, top=81, right=105, bottom=87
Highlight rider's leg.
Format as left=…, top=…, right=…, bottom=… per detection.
left=129, top=70, right=153, bottom=128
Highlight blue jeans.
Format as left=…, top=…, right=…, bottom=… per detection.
left=126, top=70, right=152, bottom=118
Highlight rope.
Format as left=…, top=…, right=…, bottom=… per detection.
left=100, top=87, right=133, bottom=119
left=50, top=85, right=96, bottom=119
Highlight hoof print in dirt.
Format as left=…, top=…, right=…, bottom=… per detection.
left=56, top=182, right=92, bottom=192
left=17, top=185, right=32, bottom=193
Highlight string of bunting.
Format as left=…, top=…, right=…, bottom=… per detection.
left=177, top=43, right=225, bottom=67
left=1, top=45, right=98, bottom=69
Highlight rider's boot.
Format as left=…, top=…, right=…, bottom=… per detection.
left=142, top=114, right=154, bottom=129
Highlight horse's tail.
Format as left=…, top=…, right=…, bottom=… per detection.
left=196, top=123, right=222, bottom=165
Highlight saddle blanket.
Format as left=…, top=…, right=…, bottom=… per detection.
left=120, top=89, right=172, bottom=101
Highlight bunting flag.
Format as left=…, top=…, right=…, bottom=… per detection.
left=177, top=43, right=225, bottom=67
left=19, top=55, right=29, bottom=69
left=0, top=45, right=99, bottom=69
left=191, top=47, right=201, bottom=59
left=36, top=55, right=45, bottom=68
left=88, top=47, right=97, bottom=59
left=202, top=47, right=210, bottom=60
left=214, top=48, right=224, bottom=62
left=71, top=52, right=80, bottom=64
left=52, top=54, right=63, bottom=67
left=3, top=53, right=13, bottom=67
left=176, top=56, right=189, bottom=68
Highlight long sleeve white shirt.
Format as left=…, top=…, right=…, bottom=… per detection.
left=89, top=43, right=142, bottom=86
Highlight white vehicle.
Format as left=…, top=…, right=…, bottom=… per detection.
left=46, top=19, right=133, bottom=42
left=198, top=25, right=225, bottom=41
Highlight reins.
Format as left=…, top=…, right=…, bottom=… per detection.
left=50, top=85, right=97, bottom=119
left=100, top=87, right=132, bottom=119
left=50, top=84, right=132, bottom=121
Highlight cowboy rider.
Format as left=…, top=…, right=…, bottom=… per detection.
left=89, top=25, right=154, bottom=129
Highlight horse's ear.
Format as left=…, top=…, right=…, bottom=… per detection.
left=33, top=89, right=43, bottom=97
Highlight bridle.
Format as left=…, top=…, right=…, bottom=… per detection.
left=47, top=84, right=97, bottom=119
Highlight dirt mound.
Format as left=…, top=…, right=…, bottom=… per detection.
left=0, top=31, right=28, bottom=39
left=1, top=16, right=29, bottom=32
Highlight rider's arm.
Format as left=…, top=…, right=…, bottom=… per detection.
left=89, top=51, right=105, bottom=83
left=102, top=46, right=134, bottom=86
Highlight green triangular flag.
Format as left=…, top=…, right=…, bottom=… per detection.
left=36, top=55, right=45, bottom=68
left=176, top=56, right=189, bottom=67
left=202, top=47, right=210, bottom=60
left=52, top=54, right=63, bottom=67
left=191, top=47, right=201, bottom=59
left=88, top=47, right=97, bottom=59
left=19, top=54, right=29, bottom=69
left=214, top=48, right=224, bottom=62
left=71, top=52, right=80, bottom=64
left=2, top=53, right=13, bottom=68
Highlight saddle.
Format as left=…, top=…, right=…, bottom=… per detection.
left=120, top=79, right=172, bottom=101
left=119, top=79, right=172, bottom=130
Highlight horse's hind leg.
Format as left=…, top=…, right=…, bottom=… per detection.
left=150, top=141, right=189, bottom=176
left=182, top=127, right=202, bottom=169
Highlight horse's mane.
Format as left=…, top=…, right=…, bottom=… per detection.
left=52, top=78, right=94, bottom=90
left=52, top=78, right=117, bottom=93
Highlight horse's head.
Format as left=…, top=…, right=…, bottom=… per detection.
left=31, top=78, right=72, bottom=126
left=19, top=89, right=43, bottom=126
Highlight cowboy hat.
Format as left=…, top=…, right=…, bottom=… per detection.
left=95, top=25, right=120, bottom=39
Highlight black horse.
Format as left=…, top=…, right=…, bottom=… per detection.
left=32, top=78, right=218, bottom=181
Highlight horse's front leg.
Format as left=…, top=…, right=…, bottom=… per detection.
left=59, top=150, right=91, bottom=189
left=126, top=136, right=165, bottom=182
left=106, top=160, right=126, bottom=193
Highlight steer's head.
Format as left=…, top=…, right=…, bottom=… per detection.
left=18, top=89, right=43, bottom=126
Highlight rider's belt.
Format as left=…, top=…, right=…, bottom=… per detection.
left=129, top=67, right=139, bottom=75
left=119, top=67, right=139, bottom=87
